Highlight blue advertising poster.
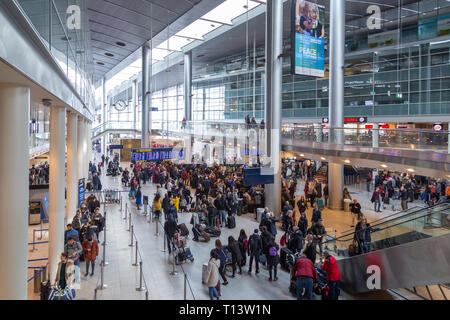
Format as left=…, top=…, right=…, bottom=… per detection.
left=78, top=178, right=85, bottom=208
left=292, top=0, right=325, bottom=77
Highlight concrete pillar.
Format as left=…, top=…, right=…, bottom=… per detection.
left=84, top=120, right=90, bottom=176
left=0, top=85, right=29, bottom=299
left=66, top=112, right=78, bottom=224
left=315, top=125, right=323, bottom=142
left=48, top=106, right=66, bottom=283
left=327, top=0, right=345, bottom=210
left=132, top=79, right=138, bottom=137
left=184, top=51, right=192, bottom=121
left=101, top=77, right=107, bottom=155
left=184, top=137, right=192, bottom=164
left=372, top=123, right=379, bottom=148
left=448, top=122, right=450, bottom=154
left=142, top=42, right=152, bottom=148
left=77, top=117, right=85, bottom=180
left=264, top=0, right=283, bottom=217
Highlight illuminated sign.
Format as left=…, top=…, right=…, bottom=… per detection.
left=291, top=0, right=325, bottom=77
left=433, top=123, right=443, bottom=131
left=322, top=117, right=367, bottom=123
left=131, top=148, right=184, bottom=162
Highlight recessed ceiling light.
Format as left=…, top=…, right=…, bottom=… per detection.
left=344, top=159, right=350, bottom=163
left=381, top=164, right=387, bottom=168
left=116, top=41, right=126, bottom=47
left=300, top=154, right=305, bottom=157
left=407, top=168, right=415, bottom=172
left=96, top=62, right=105, bottom=65
left=105, top=52, right=114, bottom=57
left=320, top=157, right=326, bottom=160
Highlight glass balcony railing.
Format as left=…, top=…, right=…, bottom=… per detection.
left=323, top=203, right=450, bottom=257
left=91, top=120, right=450, bottom=154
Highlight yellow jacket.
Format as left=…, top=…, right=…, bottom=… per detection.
left=153, top=198, right=162, bottom=211
left=172, top=197, right=180, bottom=212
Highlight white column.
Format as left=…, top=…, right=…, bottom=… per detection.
left=66, top=112, right=78, bottom=224
left=0, top=85, right=29, bottom=299
left=184, top=138, right=192, bottom=164
left=184, top=51, right=192, bottom=121
left=77, top=117, right=84, bottom=180
left=83, top=119, right=89, bottom=178
left=264, top=0, right=283, bottom=217
left=48, top=106, right=66, bottom=282
left=372, top=123, right=379, bottom=148
left=327, top=0, right=345, bottom=210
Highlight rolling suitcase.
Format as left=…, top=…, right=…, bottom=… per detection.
left=227, top=216, right=236, bottom=229
left=201, top=231, right=210, bottom=242
left=202, top=263, right=208, bottom=284
left=280, top=247, right=292, bottom=270
left=178, top=223, right=189, bottom=237
left=317, top=199, right=324, bottom=208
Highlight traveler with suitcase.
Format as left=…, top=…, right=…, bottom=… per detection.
left=163, top=215, right=178, bottom=254
left=213, top=239, right=229, bottom=285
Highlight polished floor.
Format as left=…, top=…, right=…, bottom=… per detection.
left=29, top=157, right=434, bottom=300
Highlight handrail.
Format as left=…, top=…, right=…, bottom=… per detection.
left=157, top=219, right=196, bottom=300
left=339, top=202, right=445, bottom=237
left=323, top=202, right=450, bottom=246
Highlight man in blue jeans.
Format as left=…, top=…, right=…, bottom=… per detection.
left=291, top=254, right=318, bottom=300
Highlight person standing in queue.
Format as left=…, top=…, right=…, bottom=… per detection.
left=213, top=239, right=229, bottom=286
left=204, top=250, right=221, bottom=300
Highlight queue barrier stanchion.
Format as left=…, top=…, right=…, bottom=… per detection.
left=129, top=225, right=134, bottom=247
left=124, top=202, right=128, bottom=221
left=102, top=213, right=109, bottom=266
left=154, top=215, right=160, bottom=237
left=99, top=260, right=107, bottom=290
left=136, top=261, right=145, bottom=291
left=132, top=241, right=138, bottom=266
left=184, top=273, right=187, bottom=300
left=120, top=195, right=123, bottom=212
left=145, top=290, right=149, bottom=300
left=127, top=211, right=132, bottom=231
left=30, top=230, right=36, bottom=252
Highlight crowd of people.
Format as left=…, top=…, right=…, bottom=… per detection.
left=29, top=162, right=49, bottom=185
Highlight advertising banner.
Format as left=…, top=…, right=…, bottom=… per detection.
left=291, top=0, right=325, bottom=77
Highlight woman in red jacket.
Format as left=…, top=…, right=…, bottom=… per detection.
left=83, top=237, right=99, bottom=277
left=321, top=250, right=341, bottom=300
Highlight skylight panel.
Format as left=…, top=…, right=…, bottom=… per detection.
left=202, top=0, right=260, bottom=25
left=176, top=19, right=222, bottom=40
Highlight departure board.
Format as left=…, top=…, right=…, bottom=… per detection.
left=131, top=148, right=184, bottom=163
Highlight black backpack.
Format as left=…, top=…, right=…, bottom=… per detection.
left=249, top=234, right=260, bottom=252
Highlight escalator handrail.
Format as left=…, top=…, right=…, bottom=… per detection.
left=337, top=202, right=448, bottom=240
left=323, top=203, right=450, bottom=246
left=339, top=204, right=424, bottom=235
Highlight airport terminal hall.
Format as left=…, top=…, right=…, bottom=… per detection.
left=1, top=0, right=450, bottom=309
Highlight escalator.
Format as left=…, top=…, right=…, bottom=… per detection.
left=323, top=202, right=450, bottom=293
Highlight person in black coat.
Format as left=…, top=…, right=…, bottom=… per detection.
left=260, top=226, right=273, bottom=255
left=163, top=216, right=178, bottom=254
left=354, top=217, right=376, bottom=254
left=297, top=212, right=308, bottom=237
left=266, top=237, right=279, bottom=281
left=226, top=236, right=242, bottom=277
left=303, top=234, right=316, bottom=264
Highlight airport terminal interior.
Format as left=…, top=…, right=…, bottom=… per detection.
left=1, top=0, right=450, bottom=301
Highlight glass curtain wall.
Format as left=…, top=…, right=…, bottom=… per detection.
left=17, top=0, right=95, bottom=109
left=191, top=1, right=450, bottom=120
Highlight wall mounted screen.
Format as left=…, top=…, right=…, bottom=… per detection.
left=291, top=0, right=325, bottom=77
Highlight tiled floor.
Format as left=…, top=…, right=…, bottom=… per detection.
left=33, top=154, right=438, bottom=300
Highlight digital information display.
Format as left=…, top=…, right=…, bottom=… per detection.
left=131, top=148, right=184, bottom=163
left=291, top=0, right=325, bottom=77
